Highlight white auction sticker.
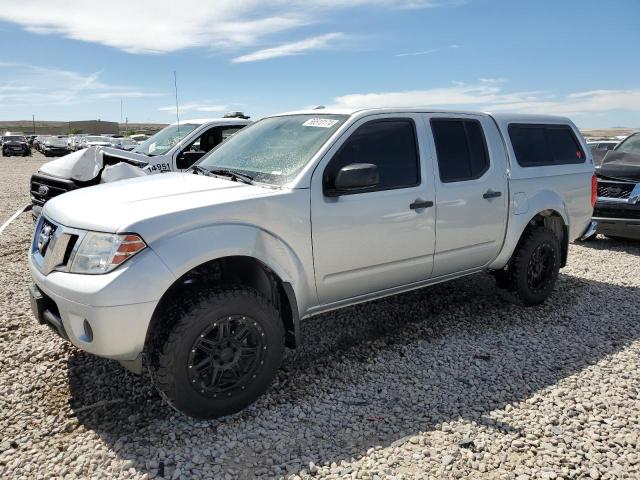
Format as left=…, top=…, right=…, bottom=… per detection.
left=303, top=118, right=338, bottom=128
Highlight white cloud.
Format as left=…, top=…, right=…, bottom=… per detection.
left=0, top=62, right=164, bottom=107
left=0, top=0, right=458, bottom=55
left=395, top=44, right=459, bottom=57
left=329, top=81, right=640, bottom=117
left=158, top=103, right=229, bottom=113
left=232, top=33, right=346, bottom=63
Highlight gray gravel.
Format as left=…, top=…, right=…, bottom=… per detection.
left=1, top=152, right=639, bottom=479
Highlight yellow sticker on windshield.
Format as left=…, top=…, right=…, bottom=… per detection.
left=303, top=118, right=339, bottom=128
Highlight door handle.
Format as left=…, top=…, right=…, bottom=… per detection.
left=409, top=199, right=434, bottom=210
left=483, top=190, right=502, bottom=199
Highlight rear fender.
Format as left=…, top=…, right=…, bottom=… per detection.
left=489, top=189, right=569, bottom=270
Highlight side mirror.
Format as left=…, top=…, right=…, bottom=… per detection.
left=328, top=163, right=379, bottom=196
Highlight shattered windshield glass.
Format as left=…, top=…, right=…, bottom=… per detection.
left=198, top=114, right=347, bottom=185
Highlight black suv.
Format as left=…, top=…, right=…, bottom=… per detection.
left=2, top=135, right=31, bottom=157
left=593, top=132, right=640, bottom=240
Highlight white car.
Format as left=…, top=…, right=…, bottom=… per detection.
left=79, top=136, right=113, bottom=150
left=29, top=116, right=250, bottom=216
left=28, top=108, right=594, bottom=418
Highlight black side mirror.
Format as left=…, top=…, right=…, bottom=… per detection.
left=328, top=163, right=379, bottom=196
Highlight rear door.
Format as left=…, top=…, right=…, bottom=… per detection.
left=311, top=114, right=436, bottom=305
left=425, top=114, right=509, bottom=277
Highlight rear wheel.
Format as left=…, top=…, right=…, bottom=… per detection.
left=151, top=287, right=285, bottom=419
left=498, top=227, right=561, bottom=306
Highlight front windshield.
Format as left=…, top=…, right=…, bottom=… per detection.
left=4, top=136, right=24, bottom=142
left=198, top=114, right=347, bottom=185
left=50, top=138, right=68, bottom=146
left=615, top=134, right=640, bottom=155
left=134, top=123, right=198, bottom=156
left=86, top=136, right=111, bottom=143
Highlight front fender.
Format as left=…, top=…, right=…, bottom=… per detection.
left=149, top=223, right=314, bottom=314
left=489, top=189, right=570, bottom=270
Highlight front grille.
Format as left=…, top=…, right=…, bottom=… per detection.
left=32, top=217, right=80, bottom=275
left=597, top=181, right=636, bottom=199
left=30, top=173, right=79, bottom=207
left=593, top=204, right=640, bottom=220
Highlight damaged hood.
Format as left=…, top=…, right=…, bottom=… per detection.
left=596, top=151, right=640, bottom=182
left=38, top=147, right=149, bottom=181
left=43, top=172, right=281, bottom=238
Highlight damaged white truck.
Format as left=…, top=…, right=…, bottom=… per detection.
left=29, top=115, right=250, bottom=217
left=29, top=108, right=595, bottom=419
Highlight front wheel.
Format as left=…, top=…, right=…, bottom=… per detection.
left=151, top=288, right=285, bottom=419
left=499, top=227, right=561, bottom=306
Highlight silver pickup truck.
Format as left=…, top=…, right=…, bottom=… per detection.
left=28, top=108, right=595, bottom=418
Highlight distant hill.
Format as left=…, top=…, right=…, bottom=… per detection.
left=580, top=128, right=637, bottom=139
left=0, top=120, right=168, bottom=135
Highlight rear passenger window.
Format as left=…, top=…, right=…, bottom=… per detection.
left=431, top=119, right=489, bottom=182
left=325, top=119, right=420, bottom=192
left=509, top=124, right=585, bottom=167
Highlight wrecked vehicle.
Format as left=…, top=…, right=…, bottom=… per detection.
left=28, top=109, right=594, bottom=418
left=588, top=132, right=640, bottom=240
left=29, top=116, right=251, bottom=217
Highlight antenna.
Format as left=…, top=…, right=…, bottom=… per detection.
left=173, top=70, right=180, bottom=134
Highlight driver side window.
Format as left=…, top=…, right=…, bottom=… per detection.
left=323, top=119, right=420, bottom=193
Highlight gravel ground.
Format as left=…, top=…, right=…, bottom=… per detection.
left=1, top=152, right=639, bottom=480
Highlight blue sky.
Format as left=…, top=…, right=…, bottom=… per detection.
left=0, top=0, right=638, bottom=128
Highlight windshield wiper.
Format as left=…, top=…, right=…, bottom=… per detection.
left=189, top=165, right=214, bottom=177
left=208, top=167, right=254, bottom=185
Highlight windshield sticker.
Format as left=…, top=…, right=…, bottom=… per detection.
left=303, top=118, right=339, bottom=128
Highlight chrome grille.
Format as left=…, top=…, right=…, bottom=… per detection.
left=31, top=217, right=81, bottom=275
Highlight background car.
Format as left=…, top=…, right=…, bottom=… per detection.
left=112, top=137, right=138, bottom=151
left=588, top=140, right=619, bottom=153
left=2, top=135, right=31, bottom=156
left=78, top=135, right=113, bottom=149
left=42, top=137, right=70, bottom=157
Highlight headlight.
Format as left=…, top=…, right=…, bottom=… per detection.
left=70, top=232, right=146, bottom=274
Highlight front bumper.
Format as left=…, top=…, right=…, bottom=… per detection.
left=28, top=232, right=176, bottom=361
left=593, top=201, right=640, bottom=240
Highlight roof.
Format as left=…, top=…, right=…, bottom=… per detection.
left=168, top=118, right=252, bottom=127
left=270, top=107, right=572, bottom=124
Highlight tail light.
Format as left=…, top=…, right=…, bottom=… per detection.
left=591, top=174, right=597, bottom=207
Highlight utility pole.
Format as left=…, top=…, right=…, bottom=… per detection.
left=32, top=114, right=36, bottom=135
left=120, top=98, right=123, bottom=133
left=173, top=70, right=180, bottom=135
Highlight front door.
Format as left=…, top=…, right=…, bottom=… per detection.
left=311, top=114, right=436, bottom=305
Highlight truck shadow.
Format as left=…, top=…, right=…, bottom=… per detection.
left=66, top=272, right=639, bottom=478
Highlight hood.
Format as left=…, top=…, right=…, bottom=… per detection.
left=596, top=151, right=640, bottom=182
left=38, top=146, right=149, bottom=181
left=3, top=140, right=25, bottom=145
left=43, top=172, right=280, bottom=238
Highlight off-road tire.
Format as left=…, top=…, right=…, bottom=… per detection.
left=150, top=287, right=285, bottom=419
left=499, top=227, right=561, bottom=306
